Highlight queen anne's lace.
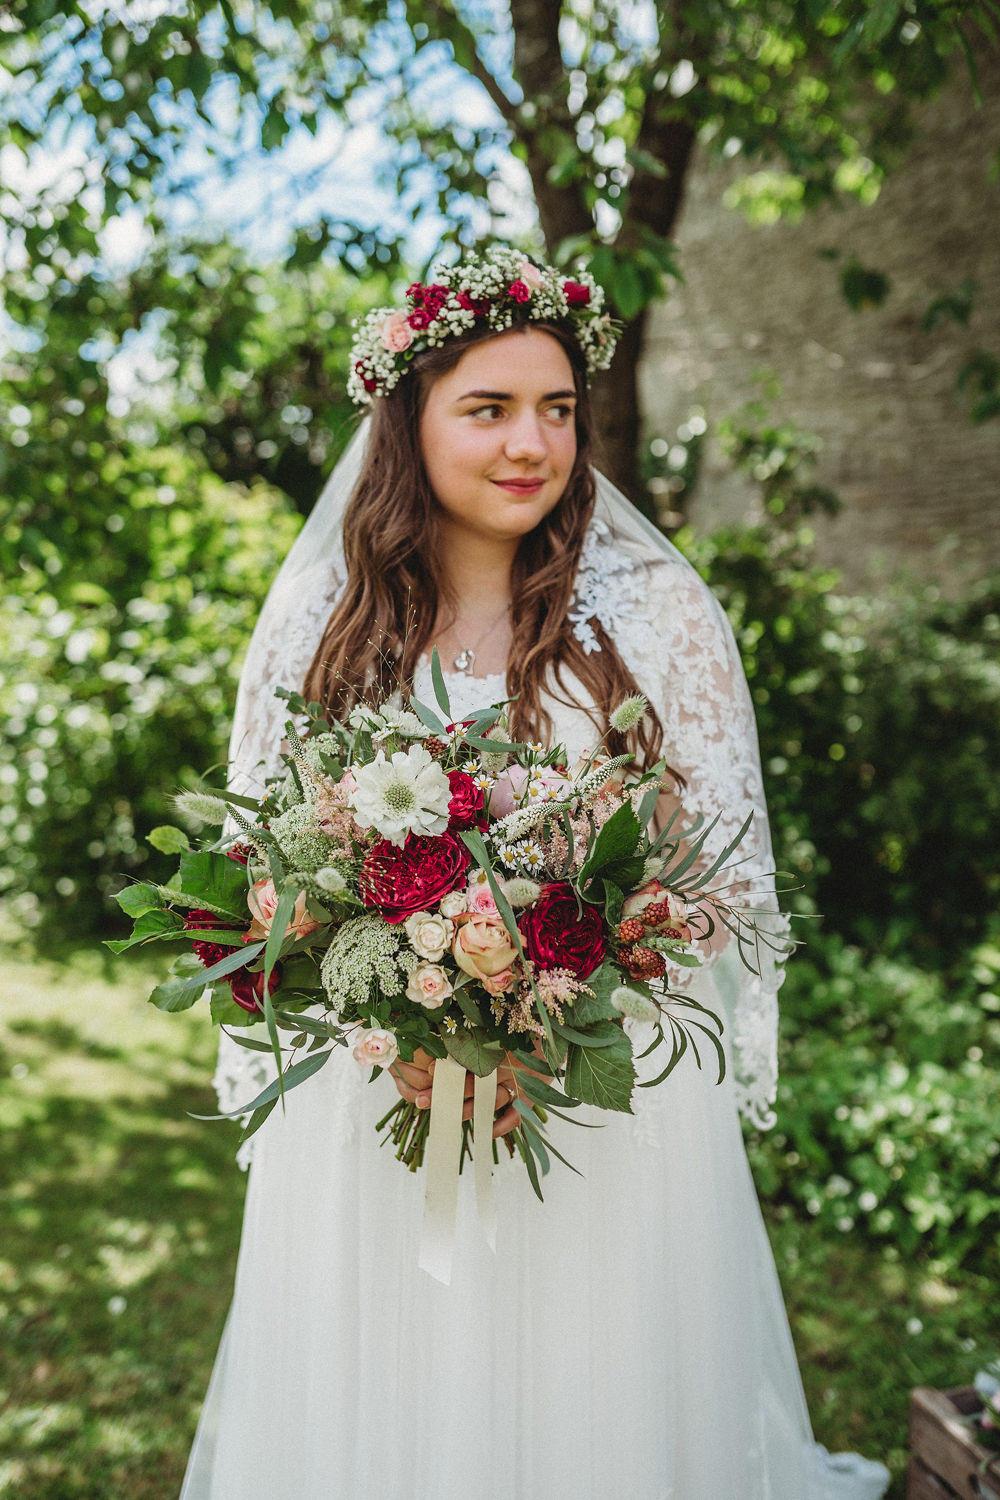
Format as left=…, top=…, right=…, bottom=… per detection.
left=217, top=503, right=786, bottom=1163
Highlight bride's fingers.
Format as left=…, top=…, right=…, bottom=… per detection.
left=492, top=1102, right=520, bottom=1138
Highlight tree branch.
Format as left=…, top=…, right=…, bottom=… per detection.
left=414, top=0, right=520, bottom=127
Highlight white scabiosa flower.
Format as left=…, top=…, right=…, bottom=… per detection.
left=609, top=695, right=648, bottom=733
left=610, top=986, right=661, bottom=1023
left=350, top=744, right=451, bottom=847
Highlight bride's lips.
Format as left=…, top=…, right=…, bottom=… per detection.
left=491, top=478, right=546, bottom=494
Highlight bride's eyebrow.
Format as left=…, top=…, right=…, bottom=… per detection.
left=457, top=388, right=577, bottom=401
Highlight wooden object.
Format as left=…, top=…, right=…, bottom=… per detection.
left=908, top=1387, right=1000, bottom=1500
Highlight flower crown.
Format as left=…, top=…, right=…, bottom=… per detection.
left=347, top=245, right=618, bottom=405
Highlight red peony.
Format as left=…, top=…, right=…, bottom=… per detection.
left=446, top=770, right=487, bottom=832
left=563, top=280, right=591, bottom=306
left=519, top=883, right=606, bottom=979
left=185, top=908, right=241, bottom=969
left=360, top=833, right=472, bottom=923
left=508, top=279, right=531, bottom=303
left=229, top=967, right=281, bottom=1016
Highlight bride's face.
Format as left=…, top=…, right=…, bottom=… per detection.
left=418, top=327, right=578, bottom=548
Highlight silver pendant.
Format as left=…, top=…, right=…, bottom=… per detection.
left=453, top=648, right=474, bottom=674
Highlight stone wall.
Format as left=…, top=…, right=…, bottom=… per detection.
left=641, top=47, right=1000, bottom=590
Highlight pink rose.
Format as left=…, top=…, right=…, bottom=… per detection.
left=508, top=279, right=531, bottom=303
left=379, top=311, right=413, bottom=352
left=519, top=260, right=543, bottom=288
left=466, top=876, right=499, bottom=916
left=481, top=966, right=516, bottom=997
left=453, top=912, right=519, bottom=980
left=352, top=1027, right=399, bottom=1069
left=405, top=962, right=453, bottom=1010
left=490, top=764, right=572, bottom=818
left=244, top=878, right=321, bottom=942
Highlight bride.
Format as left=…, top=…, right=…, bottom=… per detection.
left=180, top=247, right=889, bottom=1500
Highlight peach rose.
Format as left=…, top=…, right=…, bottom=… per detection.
left=379, top=310, right=414, bottom=352
left=352, top=1027, right=399, bottom=1068
left=438, top=890, right=467, bottom=920
left=405, top=962, right=453, bottom=1010
left=481, top=966, right=516, bottom=997
left=244, top=878, right=321, bottom=942
left=452, top=912, right=519, bottom=980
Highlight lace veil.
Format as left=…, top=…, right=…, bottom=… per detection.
left=220, top=417, right=787, bottom=1134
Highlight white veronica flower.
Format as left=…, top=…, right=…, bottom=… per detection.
left=350, top=744, right=451, bottom=847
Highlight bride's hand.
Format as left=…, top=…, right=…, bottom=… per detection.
left=389, top=1048, right=521, bottom=1140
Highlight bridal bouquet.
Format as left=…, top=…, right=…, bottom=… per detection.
left=109, top=655, right=754, bottom=1194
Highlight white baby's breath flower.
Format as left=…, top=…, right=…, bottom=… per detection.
left=610, top=986, right=660, bottom=1022
left=609, top=695, right=648, bottom=733
left=350, top=744, right=451, bottom=847
left=174, top=789, right=231, bottom=825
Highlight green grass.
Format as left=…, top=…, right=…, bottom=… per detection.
left=0, top=938, right=992, bottom=1498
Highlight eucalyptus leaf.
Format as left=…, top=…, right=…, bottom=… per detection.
left=444, top=1029, right=505, bottom=1078
left=192, top=1047, right=333, bottom=1120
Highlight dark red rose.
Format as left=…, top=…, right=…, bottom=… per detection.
left=229, top=967, right=281, bottom=1016
left=446, top=770, right=487, bottom=832
left=508, top=279, right=531, bottom=303
left=407, top=308, right=432, bottom=330
left=563, top=280, right=591, bottom=306
left=360, top=833, right=472, bottom=923
left=185, top=908, right=241, bottom=968
left=457, top=289, right=490, bottom=317
left=519, top=883, right=606, bottom=979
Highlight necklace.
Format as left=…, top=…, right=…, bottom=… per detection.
left=450, top=602, right=511, bottom=676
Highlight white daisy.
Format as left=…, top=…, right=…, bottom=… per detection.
left=350, top=744, right=451, bottom=847
left=521, top=841, right=545, bottom=871
left=461, top=758, right=480, bottom=776
left=473, top=771, right=495, bottom=792
left=497, top=842, right=520, bottom=868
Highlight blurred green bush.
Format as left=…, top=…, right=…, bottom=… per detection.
left=747, top=927, right=1000, bottom=1277
left=0, top=446, right=299, bottom=935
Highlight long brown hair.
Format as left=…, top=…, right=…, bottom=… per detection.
left=303, top=322, right=668, bottom=770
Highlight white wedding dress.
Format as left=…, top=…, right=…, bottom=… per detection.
left=179, top=448, right=890, bottom=1500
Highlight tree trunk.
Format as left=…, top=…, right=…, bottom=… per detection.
left=590, top=313, right=649, bottom=510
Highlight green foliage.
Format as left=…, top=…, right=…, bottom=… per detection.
left=0, top=448, right=299, bottom=936
left=748, top=929, right=1000, bottom=1278
left=687, top=524, right=1000, bottom=962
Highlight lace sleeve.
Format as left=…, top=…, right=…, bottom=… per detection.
left=573, top=521, right=788, bottom=1128
left=214, top=558, right=346, bottom=1158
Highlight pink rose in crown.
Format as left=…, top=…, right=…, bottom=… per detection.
left=452, top=912, right=519, bottom=980
left=519, top=882, right=605, bottom=979
left=519, top=260, right=544, bottom=289
left=379, top=311, right=414, bottom=352
left=360, top=833, right=471, bottom=923
left=244, top=878, right=321, bottom=943
left=563, top=280, right=591, bottom=306
left=446, top=770, right=487, bottom=832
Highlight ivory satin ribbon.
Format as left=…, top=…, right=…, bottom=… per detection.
left=418, top=1057, right=498, bottom=1285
